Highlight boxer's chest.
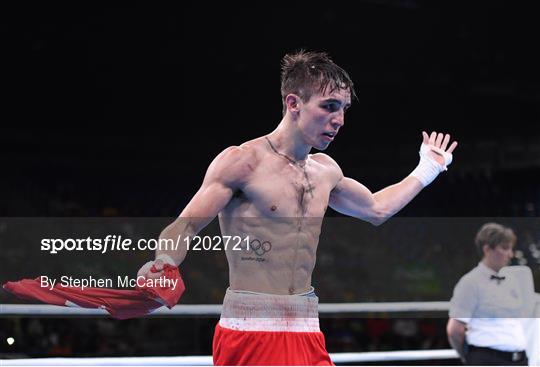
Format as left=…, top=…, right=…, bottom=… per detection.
left=242, top=161, right=333, bottom=218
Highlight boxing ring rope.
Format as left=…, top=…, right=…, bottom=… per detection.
left=2, top=298, right=539, bottom=365
left=1, top=350, right=460, bottom=366
left=0, top=301, right=452, bottom=316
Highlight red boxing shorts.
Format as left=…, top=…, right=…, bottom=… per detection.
left=213, top=288, right=333, bottom=366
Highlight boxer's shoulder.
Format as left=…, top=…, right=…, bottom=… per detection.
left=310, top=153, right=343, bottom=177
left=209, top=142, right=261, bottom=185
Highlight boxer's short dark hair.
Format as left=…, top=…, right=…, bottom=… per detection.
left=280, top=50, right=356, bottom=115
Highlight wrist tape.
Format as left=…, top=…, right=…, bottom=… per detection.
left=410, top=143, right=453, bottom=187
left=156, top=254, right=177, bottom=267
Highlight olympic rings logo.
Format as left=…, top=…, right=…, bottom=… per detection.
left=245, top=239, right=272, bottom=256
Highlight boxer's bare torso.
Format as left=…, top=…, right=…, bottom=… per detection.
left=219, top=136, right=341, bottom=295
left=148, top=85, right=455, bottom=298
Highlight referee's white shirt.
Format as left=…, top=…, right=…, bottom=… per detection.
left=449, top=262, right=527, bottom=352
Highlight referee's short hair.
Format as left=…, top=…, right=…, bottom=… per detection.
left=475, top=222, right=517, bottom=256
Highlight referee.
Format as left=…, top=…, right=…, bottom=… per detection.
left=446, top=223, right=529, bottom=365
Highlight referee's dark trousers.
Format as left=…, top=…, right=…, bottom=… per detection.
left=466, top=345, right=528, bottom=366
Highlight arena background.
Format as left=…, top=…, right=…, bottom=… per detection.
left=1, top=1, right=539, bottom=365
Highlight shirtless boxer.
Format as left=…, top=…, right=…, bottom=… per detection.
left=138, top=50, right=458, bottom=365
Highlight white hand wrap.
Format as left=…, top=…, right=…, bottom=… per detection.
left=155, top=254, right=177, bottom=266
left=137, top=261, right=154, bottom=278
left=410, top=143, right=453, bottom=187
left=136, top=254, right=177, bottom=278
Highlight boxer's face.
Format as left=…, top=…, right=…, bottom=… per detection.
left=295, top=89, right=351, bottom=151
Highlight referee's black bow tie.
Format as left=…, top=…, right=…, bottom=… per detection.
left=490, top=274, right=506, bottom=284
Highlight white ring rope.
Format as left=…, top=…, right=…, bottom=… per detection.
left=0, top=301, right=451, bottom=316
left=1, top=350, right=460, bottom=365
left=2, top=295, right=537, bottom=316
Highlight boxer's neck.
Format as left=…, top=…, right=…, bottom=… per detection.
left=268, top=120, right=311, bottom=163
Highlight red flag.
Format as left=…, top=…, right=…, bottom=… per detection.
left=3, top=264, right=184, bottom=319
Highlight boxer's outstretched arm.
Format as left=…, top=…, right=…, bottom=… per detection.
left=139, top=146, right=254, bottom=277
left=329, top=175, right=423, bottom=226
left=329, top=131, right=457, bottom=225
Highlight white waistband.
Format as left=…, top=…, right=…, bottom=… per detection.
left=220, top=288, right=320, bottom=332
left=230, top=286, right=316, bottom=297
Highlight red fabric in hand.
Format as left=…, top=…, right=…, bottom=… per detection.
left=3, top=264, right=184, bottom=319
